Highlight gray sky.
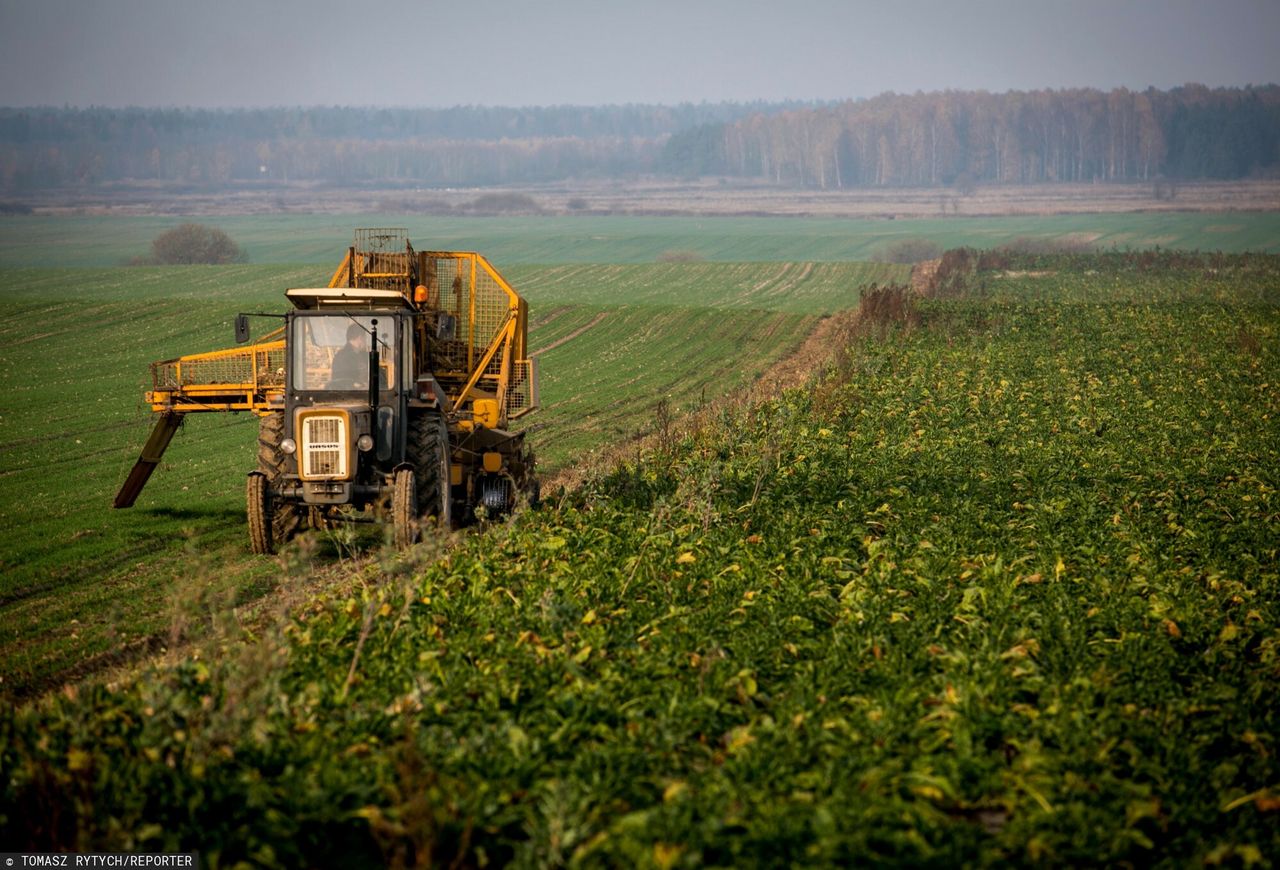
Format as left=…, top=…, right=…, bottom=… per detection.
left=1, top=0, right=1277, bottom=108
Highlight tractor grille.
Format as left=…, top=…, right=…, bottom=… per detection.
left=301, top=414, right=348, bottom=478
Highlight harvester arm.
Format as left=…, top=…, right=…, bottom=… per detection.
left=113, top=329, right=286, bottom=508
left=113, top=412, right=184, bottom=508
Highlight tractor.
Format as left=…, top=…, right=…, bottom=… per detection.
left=115, top=228, right=539, bottom=552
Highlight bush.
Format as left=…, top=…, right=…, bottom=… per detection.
left=146, top=223, right=245, bottom=265
left=872, top=237, right=942, bottom=264
left=656, top=249, right=705, bottom=263
left=460, top=193, right=544, bottom=215
left=855, top=282, right=919, bottom=331
left=998, top=234, right=1096, bottom=255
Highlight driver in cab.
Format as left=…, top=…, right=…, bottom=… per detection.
left=329, top=323, right=369, bottom=389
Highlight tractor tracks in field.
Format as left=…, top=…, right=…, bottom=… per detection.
left=541, top=306, right=862, bottom=494
left=8, top=529, right=464, bottom=705
left=530, top=311, right=611, bottom=357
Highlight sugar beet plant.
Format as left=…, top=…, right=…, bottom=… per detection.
left=2, top=252, right=1278, bottom=866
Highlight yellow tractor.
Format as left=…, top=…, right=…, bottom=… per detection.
left=115, top=228, right=539, bottom=552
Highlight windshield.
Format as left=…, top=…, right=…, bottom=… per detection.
left=291, top=315, right=395, bottom=391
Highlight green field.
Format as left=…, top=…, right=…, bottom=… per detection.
left=2, top=211, right=1280, bottom=267
left=0, top=252, right=903, bottom=697
left=3, top=251, right=1276, bottom=863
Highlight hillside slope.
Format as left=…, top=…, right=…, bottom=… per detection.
left=3, top=253, right=1278, bottom=865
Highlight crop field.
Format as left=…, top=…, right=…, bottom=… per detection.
left=2, top=210, right=1280, bottom=268
left=0, top=255, right=903, bottom=698
left=3, top=251, right=1275, bottom=863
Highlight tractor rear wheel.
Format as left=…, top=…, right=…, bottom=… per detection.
left=392, top=412, right=451, bottom=547
left=252, top=412, right=301, bottom=552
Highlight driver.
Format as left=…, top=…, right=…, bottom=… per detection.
left=328, top=323, right=369, bottom=389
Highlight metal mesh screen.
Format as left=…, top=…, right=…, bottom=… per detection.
left=423, top=254, right=513, bottom=374
left=506, top=359, right=537, bottom=419
left=355, top=228, right=407, bottom=253
left=153, top=346, right=286, bottom=390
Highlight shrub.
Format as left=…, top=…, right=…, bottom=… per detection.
left=146, top=223, right=245, bottom=265
left=855, top=282, right=918, bottom=331
left=461, top=193, right=544, bottom=215
left=998, top=235, right=1096, bottom=255
left=656, top=249, right=705, bottom=263
left=872, top=237, right=942, bottom=265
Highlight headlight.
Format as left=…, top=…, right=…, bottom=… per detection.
left=357, top=434, right=374, bottom=452
left=280, top=437, right=296, bottom=454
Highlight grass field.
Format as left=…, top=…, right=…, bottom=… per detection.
left=2, top=210, right=1280, bottom=268
left=0, top=254, right=904, bottom=698
left=3, top=251, right=1275, bottom=863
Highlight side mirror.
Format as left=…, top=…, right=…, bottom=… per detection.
left=234, top=314, right=250, bottom=344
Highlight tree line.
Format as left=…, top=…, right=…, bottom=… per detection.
left=0, top=86, right=1276, bottom=193
left=0, top=102, right=805, bottom=191
left=661, top=84, right=1280, bottom=187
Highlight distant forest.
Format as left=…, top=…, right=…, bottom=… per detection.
left=1, top=85, right=1276, bottom=193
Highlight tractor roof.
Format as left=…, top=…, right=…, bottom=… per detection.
left=285, top=287, right=414, bottom=310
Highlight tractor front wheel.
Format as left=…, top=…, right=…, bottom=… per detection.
left=247, top=472, right=273, bottom=555
left=254, top=412, right=301, bottom=552
left=391, top=467, right=418, bottom=548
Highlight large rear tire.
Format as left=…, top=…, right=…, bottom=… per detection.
left=252, top=412, right=301, bottom=553
left=392, top=413, right=451, bottom=547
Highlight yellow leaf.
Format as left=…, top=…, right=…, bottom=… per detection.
left=725, top=726, right=754, bottom=754
left=581, top=609, right=598, bottom=626
left=378, top=602, right=392, bottom=618
left=676, top=552, right=696, bottom=564
left=663, top=781, right=688, bottom=802
left=654, top=843, right=683, bottom=870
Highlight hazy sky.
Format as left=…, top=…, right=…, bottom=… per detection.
left=1, top=0, right=1277, bottom=108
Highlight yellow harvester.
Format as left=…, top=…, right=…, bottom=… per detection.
left=115, top=228, right=539, bottom=552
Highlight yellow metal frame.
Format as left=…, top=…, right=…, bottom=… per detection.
left=148, top=327, right=285, bottom=415
left=419, top=251, right=530, bottom=427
